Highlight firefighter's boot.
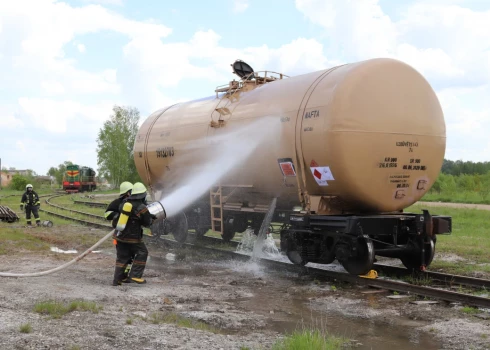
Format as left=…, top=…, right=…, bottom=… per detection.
left=130, top=277, right=147, bottom=284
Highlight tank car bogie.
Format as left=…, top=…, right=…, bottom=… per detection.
left=281, top=210, right=452, bottom=273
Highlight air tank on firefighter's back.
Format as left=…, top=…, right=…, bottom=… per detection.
left=133, top=58, right=446, bottom=215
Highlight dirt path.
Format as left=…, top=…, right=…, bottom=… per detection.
left=416, top=201, right=490, bottom=211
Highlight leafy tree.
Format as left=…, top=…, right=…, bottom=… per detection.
left=96, top=105, right=141, bottom=188
left=9, top=174, right=28, bottom=191
left=47, top=161, right=73, bottom=187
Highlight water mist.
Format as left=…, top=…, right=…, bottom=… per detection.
left=158, top=116, right=280, bottom=217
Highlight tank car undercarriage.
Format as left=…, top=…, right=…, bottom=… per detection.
left=280, top=210, right=452, bottom=275
left=149, top=192, right=452, bottom=276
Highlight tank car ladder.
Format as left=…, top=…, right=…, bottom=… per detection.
left=210, top=184, right=224, bottom=235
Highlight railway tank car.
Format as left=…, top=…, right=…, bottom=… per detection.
left=134, top=58, right=452, bottom=275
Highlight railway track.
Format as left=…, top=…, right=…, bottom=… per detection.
left=72, top=200, right=108, bottom=208
left=42, top=194, right=490, bottom=309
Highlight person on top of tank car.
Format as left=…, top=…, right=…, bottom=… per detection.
left=20, top=184, right=41, bottom=227
left=112, top=182, right=154, bottom=286
left=105, top=181, right=134, bottom=281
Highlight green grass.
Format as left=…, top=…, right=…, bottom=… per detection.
left=34, top=300, right=102, bottom=319
left=401, top=274, right=433, bottom=286
left=461, top=306, right=479, bottom=314
left=146, top=312, right=221, bottom=334
left=19, top=323, right=32, bottom=333
left=271, top=329, right=348, bottom=350
left=422, top=191, right=490, bottom=205
left=0, top=228, right=50, bottom=255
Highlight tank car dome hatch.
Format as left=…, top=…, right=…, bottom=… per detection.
left=231, top=59, right=255, bottom=80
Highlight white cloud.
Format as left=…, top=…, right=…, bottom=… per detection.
left=16, top=141, right=25, bottom=152
left=295, top=0, right=490, bottom=88
left=0, top=0, right=171, bottom=99
left=41, top=81, right=66, bottom=95
left=17, top=97, right=116, bottom=133
left=118, top=29, right=334, bottom=113
left=0, top=115, right=24, bottom=129
left=296, top=0, right=398, bottom=59
left=233, top=0, right=249, bottom=13
left=80, top=0, right=124, bottom=5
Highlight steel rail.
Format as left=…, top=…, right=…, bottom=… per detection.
left=45, top=195, right=106, bottom=221
left=72, top=200, right=108, bottom=208
left=160, top=235, right=490, bottom=309
left=190, top=233, right=490, bottom=291
left=41, top=195, right=490, bottom=308
left=372, top=263, right=490, bottom=290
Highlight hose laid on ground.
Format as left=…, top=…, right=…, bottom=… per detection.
left=0, top=230, right=115, bottom=278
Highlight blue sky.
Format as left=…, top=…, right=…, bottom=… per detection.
left=1, top=0, right=489, bottom=176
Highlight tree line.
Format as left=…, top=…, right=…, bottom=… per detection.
left=441, top=159, right=490, bottom=176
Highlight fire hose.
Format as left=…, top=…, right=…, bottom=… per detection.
left=0, top=201, right=167, bottom=278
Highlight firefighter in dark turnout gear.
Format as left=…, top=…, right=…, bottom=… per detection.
left=112, top=182, right=153, bottom=286
left=105, top=181, right=133, bottom=282
left=20, top=184, right=41, bottom=227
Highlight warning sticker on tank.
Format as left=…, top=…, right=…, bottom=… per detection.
left=310, top=166, right=335, bottom=186
left=278, top=158, right=297, bottom=177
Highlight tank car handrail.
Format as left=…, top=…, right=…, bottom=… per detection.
left=214, top=70, right=289, bottom=97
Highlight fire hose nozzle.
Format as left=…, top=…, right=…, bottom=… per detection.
left=147, top=201, right=167, bottom=221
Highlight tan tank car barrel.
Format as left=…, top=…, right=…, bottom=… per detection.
left=134, top=58, right=451, bottom=275
left=134, top=58, right=445, bottom=215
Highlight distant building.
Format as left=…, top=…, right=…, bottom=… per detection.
left=0, top=169, right=31, bottom=187
left=0, top=170, right=54, bottom=188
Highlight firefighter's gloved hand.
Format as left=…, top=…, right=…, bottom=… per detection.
left=20, top=204, right=24, bottom=211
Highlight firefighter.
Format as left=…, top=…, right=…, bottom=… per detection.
left=112, top=182, right=153, bottom=286
left=104, top=181, right=133, bottom=282
left=20, top=184, right=41, bottom=227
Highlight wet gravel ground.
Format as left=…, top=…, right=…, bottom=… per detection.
left=1, top=231, right=490, bottom=350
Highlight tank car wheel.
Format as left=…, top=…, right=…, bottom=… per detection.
left=338, top=235, right=375, bottom=275
left=286, top=250, right=308, bottom=266
left=285, top=236, right=307, bottom=266
left=167, top=212, right=189, bottom=244
left=221, top=223, right=236, bottom=242
left=221, top=215, right=246, bottom=242
left=400, top=238, right=435, bottom=272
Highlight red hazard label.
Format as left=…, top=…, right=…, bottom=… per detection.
left=280, top=162, right=296, bottom=176
left=310, top=159, right=319, bottom=167
left=313, top=169, right=322, bottom=179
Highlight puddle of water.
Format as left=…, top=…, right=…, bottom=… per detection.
left=224, top=269, right=441, bottom=350
left=50, top=246, right=102, bottom=254
left=210, top=258, right=442, bottom=349
left=148, top=247, right=442, bottom=349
